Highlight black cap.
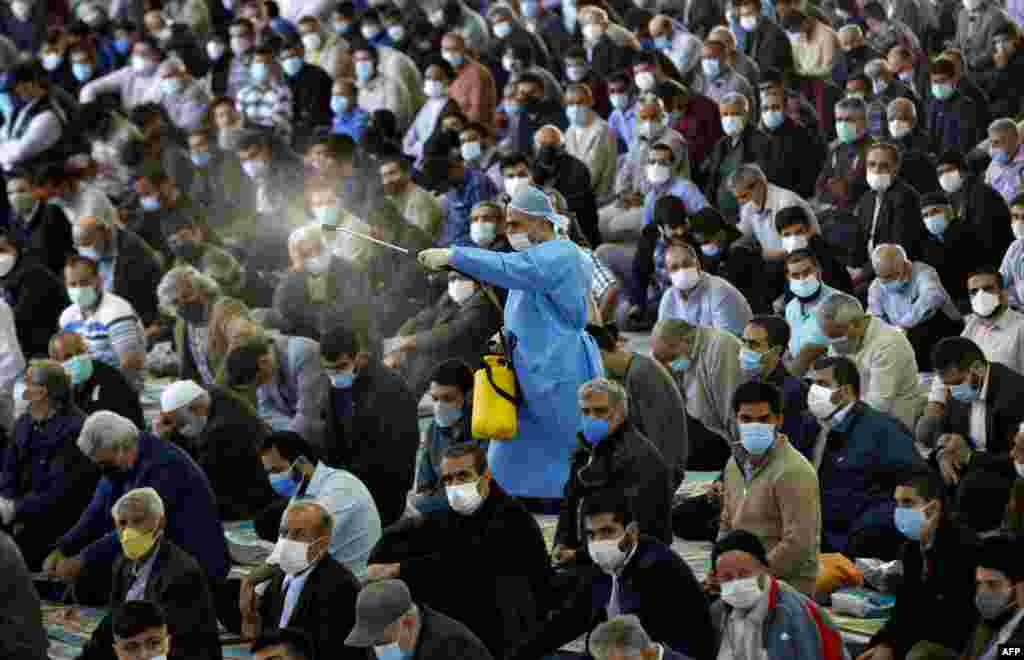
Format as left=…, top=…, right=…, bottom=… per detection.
left=977, top=534, right=1024, bottom=583
left=920, top=192, right=951, bottom=209
left=712, top=529, right=769, bottom=568
left=10, top=60, right=44, bottom=86
left=937, top=150, right=965, bottom=169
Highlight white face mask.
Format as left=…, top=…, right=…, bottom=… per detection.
left=305, top=253, right=331, bottom=275
left=446, top=479, right=485, bottom=515
left=582, top=23, right=603, bottom=42
left=1016, top=461, right=1024, bottom=479
left=588, top=534, right=629, bottom=573
left=807, top=383, right=839, bottom=419
left=301, top=33, right=322, bottom=51
left=424, top=80, right=447, bottom=98
left=722, top=115, right=746, bottom=137
left=207, top=42, right=226, bottom=60
left=268, top=537, right=315, bottom=575
left=866, top=171, right=893, bottom=192
left=721, top=575, right=763, bottom=610
left=0, top=254, right=15, bottom=278
left=972, top=290, right=1000, bottom=317
left=646, top=163, right=671, bottom=185
left=939, top=170, right=962, bottom=194
left=739, top=15, right=758, bottom=31
left=888, top=120, right=912, bottom=139
left=504, top=176, right=529, bottom=197
left=781, top=234, right=808, bottom=253
left=670, top=267, right=700, bottom=291
left=447, top=279, right=476, bottom=303
left=508, top=232, right=532, bottom=251
left=1013, top=220, right=1024, bottom=241
left=634, top=71, right=656, bottom=91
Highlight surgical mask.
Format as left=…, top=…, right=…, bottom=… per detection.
left=972, top=290, right=1000, bottom=317
left=582, top=23, right=604, bottom=42
left=270, top=537, right=314, bottom=575
left=446, top=479, right=484, bottom=515
left=721, top=576, right=763, bottom=610
left=388, top=25, right=405, bottom=42
left=8, top=191, right=35, bottom=215
left=331, top=95, right=350, bottom=114
left=120, top=526, right=159, bottom=561
left=610, top=93, right=629, bottom=111
left=305, top=253, right=331, bottom=275
left=301, top=34, right=321, bottom=51
left=206, top=42, right=226, bottom=61
left=634, top=71, right=656, bottom=91
left=0, top=254, right=14, bottom=278
left=503, top=100, right=522, bottom=115
left=460, top=140, right=482, bottom=162
left=68, top=286, right=98, bottom=308
left=269, top=470, right=299, bottom=496
left=739, top=15, right=758, bottom=30
left=990, top=146, right=1011, bottom=164
left=508, top=232, right=532, bottom=251
left=637, top=120, right=659, bottom=140
left=807, top=384, right=839, bottom=419
left=161, top=76, right=186, bottom=95
left=424, top=80, right=447, bottom=98
left=333, top=20, right=351, bottom=34
left=375, top=641, right=404, bottom=660
left=470, top=222, right=497, bottom=246
left=441, top=50, right=464, bottom=67
left=763, top=109, right=784, bottom=130
left=140, top=195, right=161, bottom=212
left=939, top=170, right=962, bottom=194
left=670, top=267, right=700, bottom=291
left=11, top=1, right=30, bottom=20
left=700, top=243, right=721, bottom=257
left=702, top=58, right=721, bottom=79
left=738, top=422, right=775, bottom=455
left=314, top=205, right=340, bottom=227
left=504, top=176, right=529, bottom=197
left=77, top=243, right=103, bottom=260
left=931, top=82, right=954, bottom=100
left=739, top=348, right=764, bottom=373
left=781, top=235, right=808, bottom=253
left=566, top=65, right=587, bottom=82
left=924, top=213, right=949, bottom=237
left=132, top=55, right=155, bottom=74
left=522, top=0, right=539, bottom=17
left=950, top=379, right=980, bottom=402
left=566, top=104, right=587, bottom=127
left=976, top=588, right=1013, bottom=621
left=493, top=21, right=512, bottom=39
left=588, top=535, right=629, bottom=573
left=1014, top=221, right=1024, bottom=241
left=501, top=56, right=517, bottom=73
left=836, top=121, right=859, bottom=144
left=722, top=115, right=745, bottom=137
left=582, top=415, right=611, bottom=445
left=963, top=0, right=982, bottom=10
left=191, top=150, right=212, bottom=168
left=448, top=279, right=476, bottom=304
left=894, top=506, right=926, bottom=540
left=670, top=356, right=690, bottom=372
left=1015, top=461, right=1024, bottom=479
left=42, top=53, right=63, bottom=71
left=251, top=62, right=269, bottom=82
left=889, top=120, right=912, bottom=139
left=281, top=56, right=303, bottom=77
left=866, top=172, right=893, bottom=192
left=241, top=159, right=268, bottom=179
left=72, top=63, right=93, bottom=82
left=897, top=70, right=913, bottom=82
left=654, top=35, right=672, bottom=50
left=434, top=400, right=463, bottom=427
left=361, top=24, right=381, bottom=40
left=329, top=368, right=355, bottom=389
left=646, top=163, right=671, bottom=185
left=114, top=38, right=131, bottom=55
left=355, top=61, right=374, bottom=81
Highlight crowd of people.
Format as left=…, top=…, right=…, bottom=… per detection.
left=2, top=0, right=1024, bottom=659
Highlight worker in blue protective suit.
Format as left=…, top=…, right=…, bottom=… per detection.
left=418, top=185, right=605, bottom=500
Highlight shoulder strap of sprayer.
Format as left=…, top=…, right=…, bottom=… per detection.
left=463, top=274, right=523, bottom=406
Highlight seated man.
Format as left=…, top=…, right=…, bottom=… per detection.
left=652, top=318, right=743, bottom=471
left=468, top=200, right=512, bottom=251
left=128, top=170, right=196, bottom=259
left=388, top=271, right=501, bottom=397
left=50, top=331, right=144, bottom=427
left=511, top=490, right=714, bottom=660
left=806, top=356, right=920, bottom=559
left=553, top=378, right=673, bottom=565
left=0, top=229, right=70, bottom=359
left=1002, top=194, right=1024, bottom=309
left=0, top=360, right=97, bottom=569
left=433, top=132, right=500, bottom=248
left=410, top=361, right=486, bottom=514
left=775, top=206, right=853, bottom=298
left=817, top=292, right=924, bottom=431
left=784, top=250, right=839, bottom=376
left=853, top=142, right=926, bottom=270
left=60, top=255, right=146, bottom=392
left=2, top=168, right=74, bottom=276
left=157, top=265, right=224, bottom=387
left=156, top=380, right=276, bottom=522
left=533, top=125, right=600, bottom=248
left=368, top=444, right=550, bottom=659
left=860, top=469, right=980, bottom=660
left=985, top=117, right=1024, bottom=205
left=919, top=192, right=990, bottom=308
left=589, top=615, right=694, bottom=660
left=256, top=431, right=382, bottom=579
left=163, top=214, right=244, bottom=299
left=867, top=244, right=963, bottom=371
left=716, top=382, right=821, bottom=596
left=380, top=152, right=444, bottom=242
left=46, top=412, right=228, bottom=595
left=224, top=333, right=328, bottom=452
left=321, top=326, right=419, bottom=527
left=657, top=243, right=753, bottom=337
left=110, top=602, right=175, bottom=660
left=345, top=579, right=494, bottom=660
left=814, top=97, right=871, bottom=213
left=564, top=82, right=618, bottom=202
left=964, top=535, right=1024, bottom=653
left=246, top=500, right=363, bottom=660
left=732, top=163, right=820, bottom=265
left=713, top=530, right=846, bottom=659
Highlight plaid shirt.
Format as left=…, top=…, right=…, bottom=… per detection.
left=236, top=82, right=293, bottom=135
left=582, top=246, right=616, bottom=304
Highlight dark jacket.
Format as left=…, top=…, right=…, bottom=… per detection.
left=815, top=135, right=872, bottom=211
left=977, top=47, right=1024, bottom=120
left=704, top=125, right=771, bottom=221
left=508, top=97, right=568, bottom=154
left=813, top=402, right=919, bottom=554
left=0, top=254, right=69, bottom=357
left=807, top=234, right=854, bottom=296
left=273, top=256, right=374, bottom=342
left=743, top=17, right=794, bottom=74
left=284, top=63, right=333, bottom=144
left=918, top=216, right=989, bottom=304
left=399, top=288, right=502, bottom=397
left=512, top=537, right=714, bottom=660
left=555, top=422, right=673, bottom=549
left=2, top=201, right=73, bottom=276
left=0, top=531, right=48, bottom=660
left=403, top=604, right=493, bottom=660
left=671, top=91, right=722, bottom=186
left=831, top=44, right=882, bottom=89
left=363, top=224, right=433, bottom=337
left=369, top=482, right=552, bottom=659
left=260, top=555, right=367, bottom=660
left=535, top=150, right=600, bottom=247
left=926, top=90, right=985, bottom=157
left=171, top=386, right=276, bottom=522
left=112, top=225, right=165, bottom=326
left=590, top=34, right=634, bottom=80
left=939, top=361, right=1024, bottom=458
left=893, top=135, right=940, bottom=196
left=759, top=116, right=824, bottom=199
left=949, top=175, right=1013, bottom=258
left=853, top=178, right=924, bottom=264
left=869, top=517, right=979, bottom=658
left=111, top=541, right=221, bottom=660
left=325, top=362, right=419, bottom=527
left=72, top=359, right=145, bottom=428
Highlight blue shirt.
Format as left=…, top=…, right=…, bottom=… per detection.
left=279, top=566, right=313, bottom=627
left=642, top=177, right=708, bottom=227
left=784, top=283, right=836, bottom=356
left=657, top=273, right=753, bottom=337
left=867, top=262, right=958, bottom=329
left=332, top=109, right=370, bottom=143
left=608, top=105, right=637, bottom=153
left=440, top=169, right=499, bottom=247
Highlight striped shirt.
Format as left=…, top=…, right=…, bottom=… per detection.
left=59, top=290, right=145, bottom=390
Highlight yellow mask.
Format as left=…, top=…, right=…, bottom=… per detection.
left=120, top=526, right=159, bottom=561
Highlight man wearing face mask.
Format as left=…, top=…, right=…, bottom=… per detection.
left=718, top=382, right=821, bottom=595
left=983, top=118, right=1024, bottom=205
left=955, top=0, right=1010, bottom=74
left=962, top=535, right=1024, bottom=656
left=442, top=31, right=497, bottom=127
left=0, top=61, right=69, bottom=171
left=886, top=98, right=941, bottom=197
left=156, top=380, right=275, bottom=521
left=404, top=60, right=455, bottom=165
left=156, top=265, right=221, bottom=386
left=1, top=168, right=73, bottom=276
left=756, top=84, right=822, bottom=199
left=155, top=59, right=209, bottom=134
left=579, top=6, right=634, bottom=80
left=564, top=83, right=617, bottom=202
left=805, top=356, right=919, bottom=559
left=694, top=39, right=755, bottom=107
left=224, top=19, right=256, bottom=97
left=978, top=27, right=1024, bottom=121
left=275, top=39, right=331, bottom=144
left=927, top=57, right=985, bottom=157
left=79, top=38, right=164, bottom=108
left=918, top=195, right=986, bottom=308
left=533, top=125, right=600, bottom=247
left=513, top=490, right=714, bottom=660
left=0, top=0, right=43, bottom=54
left=658, top=243, right=753, bottom=337
left=237, top=47, right=294, bottom=136
left=859, top=469, right=980, bottom=660
left=854, top=141, right=925, bottom=276
left=814, top=96, right=872, bottom=212
left=378, top=153, right=443, bottom=241
left=249, top=500, right=364, bottom=660
left=504, top=74, right=566, bottom=154
left=370, top=443, right=550, bottom=658
left=0, top=230, right=68, bottom=358
left=607, top=72, right=638, bottom=152
left=713, top=530, right=845, bottom=658
left=783, top=249, right=839, bottom=375
left=936, top=151, right=1013, bottom=259
left=862, top=58, right=918, bottom=139
left=740, top=316, right=814, bottom=444
left=352, top=43, right=414, bottom=134
left=49, top=330, right=143, bottom=427
left=704, top=93, right=769, bottom=224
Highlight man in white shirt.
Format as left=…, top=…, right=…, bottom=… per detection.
left=0, top=298, right=24, bottom=432
left=658, top=243, right=753, bottom=337
left=732, top=163, right=819, bottom=262
left=79, top=37, right=164, bottom=109
left=564, top=83, right=618, bottom=201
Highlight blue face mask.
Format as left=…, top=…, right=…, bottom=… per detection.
left=114, top=38, right=131, bottom=55
left=434, top=401, right=463, bottom=428
left=654, top=36, right=672, bottom=50
left=738, top=422, right=775, bottom=455
left=72, top=63, right=93, bottom=82
left=354, top=60, right=374, bottom=81
left=894, top=505, right=926, bottom=540
left=739, top=348, right=764, bottom=373
left=504, top=100, right=522, bottom=115
left=331, top=95, right=350, bottom=114
left=789, top=275, right=821, bottom=299
left=191, top=150, right=212, bottom=167
left=251, top=62, right=269, bottom=82
left=269, top=470, right=299, bottom=497
left=582, top=415, right=611, bottom=446
left=670, top=356, right=691, bottom=373
left=924, top=212, right=948, bottom=237
left=330, top=369, right=355, bottom=389
left=990, top=147, right=1011, bottom=164
left=881, top=277, right=908, bottom=293
left=566, top=104, right=587, bottom=127
left=762, top=109, right=784, bottom=130
left=374, top=641, right=406, bottom=660
left=949, top=379, right=979, bottom=402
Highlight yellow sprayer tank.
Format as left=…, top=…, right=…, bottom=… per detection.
left=472, top=354, right=519, bottom=440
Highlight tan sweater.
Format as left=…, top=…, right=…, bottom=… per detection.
left=792, top=19, right=839, bottom=79
left=720, top=435, right=821, bottom=595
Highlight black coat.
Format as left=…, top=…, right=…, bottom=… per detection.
left=3, top=202, right=74, bottom=277
left=853, top=179, right=924, bottom=265
left=555, top=423, right=673, bottom=549
left=260, top=555, right=368, bottom=660
left=535, top=151, right=600, bottom=247
left=977, top=48, right=1024, bottom=120
left=704, top=126, right=771, bottom=221
left=869, top=518, right=979, bottom=658
left=112, top=541, right=221, bottom=660
left=171, top=386, right=276, bottom=521
left=589, top=35, right=634, bottom=80
left=325, top=362, right=419, bottom=527
left=894, top=137, right=939, bottom=197
left=369, top=483, right=552, bottom=659
left=273, top=255, right=374, bottom=342
left=112, top=225, right=165, bottom=326
left=72, top=359, right=144, bottom=428
left=939, top=362, right=1024, bottom=458
left=0, top=255, right=68, bottom=358
left=758, top=117, right=824, bottom=199
left=918, top=218, right=988, bottom=304
left=950, top=176, right=1013, bottom=258
left=284, top=63, right=333, bottom=144
left=743, top=17, right=793, bottom=75
left=407, top=605, right=494, bottom=660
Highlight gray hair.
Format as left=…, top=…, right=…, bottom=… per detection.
left=870, top=243, right=908, bottom=270
left=112, top=487, right=165, bottom=523
left=838, top=24, right=863, bottom=39
left=285, top=498, right=335, bottom=538
left=652, top=318, right=698, bottom=343
left=579, top=377, right=629, bottom=418
left=720, top=91, right=750, bottom=114
left=886, top=97, right=916, bottom=121
left=157, top=265, right=221, bottom=311
left=835, top=96, right=867, bottom=116
left=729, top=163, right=767, bottom=194
left=77, top=411, right=139, bottom=457
left=815, top=292, right=864, bottom=327
left=534, top=125, right=565, bottom=147
left=989, top=117, right=1019, bottom=136
left=589, top=615, right=652, bottom=660
left=27, top=359, right=72, bottom=407
left=664, top=242, right=698, bottom=262
left=864, top=58, right=887, bottom=80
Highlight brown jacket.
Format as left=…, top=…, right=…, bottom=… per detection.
left=719, top=434, right=821, bottom=595
left=449, top=58, right=497, bottom=128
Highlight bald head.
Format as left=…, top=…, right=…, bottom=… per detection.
left=839, top=24, right=864, bottom=50
left=535, top=125, right=564, bottom=148
left=708, top=26, right=736, bottom=51
left=873, top=244, right=909, bottom=281
left=649, top=14, right=672, bottom=36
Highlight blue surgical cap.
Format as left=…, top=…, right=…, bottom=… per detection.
left=509, top=184, right=568, bottom=230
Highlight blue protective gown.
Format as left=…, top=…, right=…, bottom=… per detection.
left=450, top=239, right=605, bottom=498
